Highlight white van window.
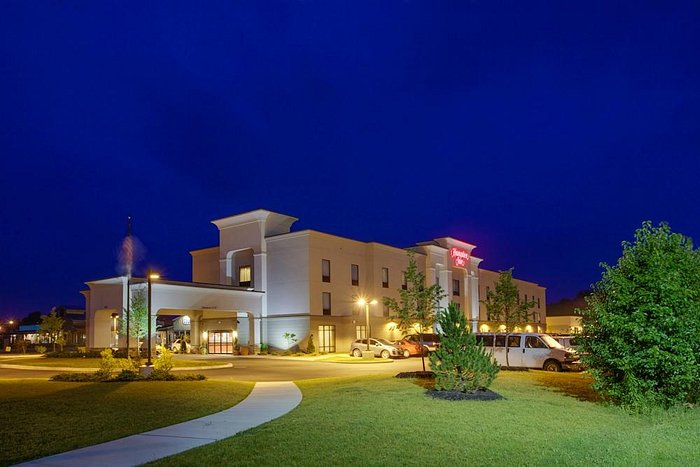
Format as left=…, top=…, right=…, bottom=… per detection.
left=507, top=335, right=522, bottom=347
left=526, top=336, right=547, bottom=349
left=541, top=334, right=565, bottom=349
left=495, top=335, right=506, bottom=347
left=479, top=335, right=494, bottom=346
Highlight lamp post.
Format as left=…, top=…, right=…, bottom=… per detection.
left=146, top=271, right=160, bottom=366
left=356, top=298, right=378, bottom=351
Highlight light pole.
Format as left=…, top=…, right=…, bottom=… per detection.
left=356, top=297, right=378, bottom=351
left=146, top=271, right=159, bottom=366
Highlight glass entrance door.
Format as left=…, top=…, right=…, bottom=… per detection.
left=208, top=331, right=233, bottom=354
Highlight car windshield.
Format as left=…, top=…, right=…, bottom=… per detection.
left=541, top=334, right=564, bottom=349
left=376, top=338, right=393, bottom=346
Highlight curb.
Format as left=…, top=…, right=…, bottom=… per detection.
left=0, top=363, right=234, bottom=372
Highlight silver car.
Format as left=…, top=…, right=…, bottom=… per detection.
left=350, top=338, right=404, bottom=359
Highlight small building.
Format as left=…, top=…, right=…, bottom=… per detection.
left=83, top=209, right=546, bottom=353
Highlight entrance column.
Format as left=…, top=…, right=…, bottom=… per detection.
left=191, top=311, right=203, bottom=348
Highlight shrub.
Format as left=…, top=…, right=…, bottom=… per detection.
left=579, top=222, right=700, bottom=410
left=154, top=348, right=174, bottom=374
left=429, top=303, right=500, bottom=393
left=35, top=345, right=47, bottom=354
left=95, top=348, right=117, bottom=379
left=77, top=346, right=87, bottom=354
left=111, top=370, right=141, bottom=381
left=306, top=334, right=316, bottom=354
left=46, top=350, right=103, bottom=358
left=13, top=339, right=29, bottom=354
left=119, top=357, right=138, bottom=372
left=50, top=372, right=100, bottom=382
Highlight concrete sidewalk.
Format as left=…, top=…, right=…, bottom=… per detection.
left=20, top=381, right=302, bottom=467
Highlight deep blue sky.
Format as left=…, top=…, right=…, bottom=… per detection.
left=2, top=1, right=699, bottom=321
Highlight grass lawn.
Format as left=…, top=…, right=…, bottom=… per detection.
left=0, top=357, right=227, bottom=368
left=0, top=379, right=253, bottom=465
left=151, top=372, right=700, bottom=466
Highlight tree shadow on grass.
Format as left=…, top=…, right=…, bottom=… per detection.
left=530, top=371, right=602, bottom=403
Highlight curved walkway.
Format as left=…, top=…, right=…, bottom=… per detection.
left=20, top=381, right=302, bottom=466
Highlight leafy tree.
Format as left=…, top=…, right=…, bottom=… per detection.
left=384, top=251, right=445, bottom=371
left=119, top=288, right=155, bottom=354
left=430, top=303, right=500, bottom=392
left=306, top=333, right=316, bottom=354
left=578, top=222, right=700, bottom=409
left=39, top=310, right=65, bottom=352
left=480, top=269, right=536, bottom=368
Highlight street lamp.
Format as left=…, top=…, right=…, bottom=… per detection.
left=146, top=271, right=160, bottom=366
left=356, top=297, right=378, bottom=351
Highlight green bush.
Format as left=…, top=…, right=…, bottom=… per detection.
left=306, top=334, right=316, bottom=354
left=46, top=350, right=103, bottom=358
left=154, top=348, right=174, bottom=374
left=95, top=348, right=117, bottom=379
left=50, top=372, right=100, bottom=382
left=111, top=370, right=141, bottom=381
left=429, top=303, right=500, bottom=393
left=579, top=222, right=700, bottom=409
left=35, top=345, right=47, bottom=354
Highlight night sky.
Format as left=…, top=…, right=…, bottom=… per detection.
left=2, top=1, right=699, bottom=321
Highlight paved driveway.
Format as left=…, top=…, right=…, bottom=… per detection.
left=0, top=355, right=430, bottom=381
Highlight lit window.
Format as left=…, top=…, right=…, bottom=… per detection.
left=355, top=325, right=367, bottom=340
left=239, top=266, right=251, bottom=287
left=453, top=279, right=460, bottom=296
left=318, top=325, right=336, bottom=352
left=322, top=292, right=331, bottom=315
left=322, top=259, right=331, bottom=283
left=351, top=264, right=359, bottom=286
left=382, top=267, right=389, bottom=288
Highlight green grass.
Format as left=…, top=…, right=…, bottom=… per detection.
left=0, top=379, right=253, bottom=465
left=0, top=357, right=227, bottom=368
left=152, top=372, right=700, bottom=466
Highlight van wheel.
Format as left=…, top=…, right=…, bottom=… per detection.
left=381, top=350, right=390, bottom=359
left=352, top=348, right=362, bottom=357
left=544, top=360, right=562, bottom=372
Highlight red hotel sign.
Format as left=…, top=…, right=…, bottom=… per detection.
left=450, top=247, right=470, bottom=268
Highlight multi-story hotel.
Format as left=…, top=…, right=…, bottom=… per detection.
left=83, top=209, right=546, bottom=353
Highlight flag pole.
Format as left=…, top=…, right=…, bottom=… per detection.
left=125, top=216, right=132, bottom=358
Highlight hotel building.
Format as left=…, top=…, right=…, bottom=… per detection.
left=83, top=209, right=546, bottom=353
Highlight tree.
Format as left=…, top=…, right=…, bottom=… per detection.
left=39, top=310, right=65, bottom=352
left=578, top=222, right=700, bottom=409
left=480, top=269, right=536, bottom=368
left=119, top=288, right=155, bottom=354
left=430, top=303, right=500, bottom=393
left=384, top=251, right=445, bottom=371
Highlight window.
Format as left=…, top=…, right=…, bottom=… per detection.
left=533, top=312, right=540, bottom=323
left=494, top=335, right=506, bottom=347
left=355, top=325, right=367, bottom=340
left=382, top=267, right=389, bottom=288
left=478, top=334, right=494, bottom=346
left=526, top=336, right=547, bottom=349
left=537, top=297, right=541, bottom=309
left=383, top=298, right=389, bottom=317
left=318, top=325, right=336, bottom=352
left=351, top=264, right=359, bottom=286
left=507, top=335, right=522, bottom=348
left=238, top=265, right=251, bottom=287
left=322, top=292, right=331, bottom=315
left=453, top=279, right=460, bottom=296
left=207, top=331, right=234, bottom=354
left=322, top=259, right=331, bottom=282
left=401, top=272, right=407, bottom=290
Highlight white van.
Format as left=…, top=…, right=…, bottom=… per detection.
left=475, top=333, right=581, bottom=372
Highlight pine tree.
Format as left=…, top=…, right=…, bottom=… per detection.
left=430, top=303, right=500, bottom=393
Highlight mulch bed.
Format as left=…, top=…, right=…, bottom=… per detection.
left=396, top=371, right=504, bottom=400
left=427, top=388, right=504, bottom=401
